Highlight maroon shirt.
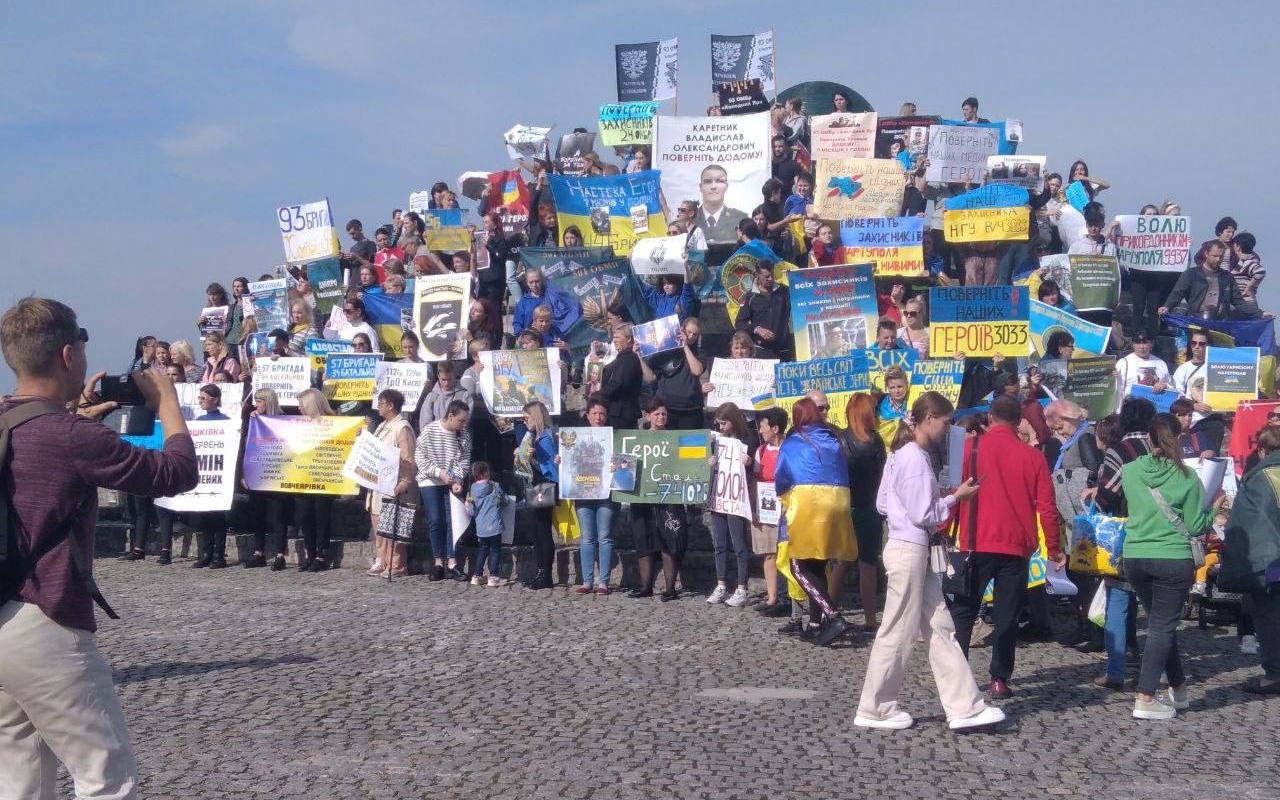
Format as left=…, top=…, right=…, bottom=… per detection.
left=2, top=399, right=198, bottom=632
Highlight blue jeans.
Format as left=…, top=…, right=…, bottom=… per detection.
left=576, top=500, right=616, bottom=587
left=419, top=485, right=454, bottom=562
left=1125, top=557, right=1194, bottom=695
left=473, top=535, right=501, bottom=579
left=1103, top=585, right=1137, bottom=681
left=505, top=259, right=524, bottom=304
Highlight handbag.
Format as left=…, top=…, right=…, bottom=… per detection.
left=1147, top=486, right=1207, bottom=568
left=941, top=436, right=978, bottom=597
left=525, top=482, right=557, bottom=509
left=1070, top=502, right=1127, bottom=577
left=375, top=496, right=417, bottom=543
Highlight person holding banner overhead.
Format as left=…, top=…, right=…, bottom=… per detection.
left=368, top=389, right=417, bottom=578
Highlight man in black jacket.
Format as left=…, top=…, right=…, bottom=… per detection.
left=1159, top=240, right=1263, bottom=321
left=735, top=262, right=793, bottom=360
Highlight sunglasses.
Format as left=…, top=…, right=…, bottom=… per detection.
left=816, top=405, right=830, bottom=412
left=904, top=311, right=919, bottom=317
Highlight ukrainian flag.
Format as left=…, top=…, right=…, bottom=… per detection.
left=546, top=171, right=665, bottom=257
left=362, top=292, right=413, bottom=359
left=677, top=433, right=708, bottom=460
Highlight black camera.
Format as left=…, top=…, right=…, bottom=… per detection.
left=99, top=374, right=147, bottom=406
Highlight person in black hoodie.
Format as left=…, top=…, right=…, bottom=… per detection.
left=593, top=324, right=643, bottom=429
left=734, top=261, right=793, bottom=360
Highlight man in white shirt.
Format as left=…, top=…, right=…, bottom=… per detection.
left=1115, top=331, right=1171, bottom=406
left=324, top=296, right=378, bottom=345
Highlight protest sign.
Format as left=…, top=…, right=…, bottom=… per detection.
left=199, top=306, right=227, bottom=339
left=176, top=382, right=245, bottom=421
left=875, top=115, right=940, bottom=161
left=323, top=353, right=381, bottom=402
left=907, top=359, right=966, bottom=406
left=810, top=112, right=878, bottom=160
left=373, top=361, right=430, bottom=409
left=812, top=157, right=905, bottom=219
left=277, top=199, right=339, bottom=264
left=653, top=112, right=771, bottom=246
left=710, top=31, right=775, bottom=91
left=615, top=38, right=678, bottom=102
left=1049, top=356, right=1117, bottom=420
left=1030, top=300, right=1111, bottom=357
left=945, top=183, right=1029, bottom=211
left=421, top=209, right=472, bottom=253
left=630, top=235, right=687, bottom=277
left=1205, top=346, right=1260, bottom=411
left=253, top=357, right=311, bottom=406
left=558, top=426, right=615, bottom=500
left=243, top=415, right=362, bottom=495
left=715, top=80, right=770, bottom=115
left=774, top=355, right=870, bottom=428
left=1114, top=215, right=1193, bottom=273
left=611, top=430, right=712, bottom=505
left=938, top=119, right=1018, bottom=156
left=986, top=155, right=1046, bottom=191
left=248, top=278, right=289, bottom=333
left=926, top=125, right=1000, bottom=184
left=412, top=273, right=470, bottom=361
left=718, top=239, right=795, bottom=326
left=865, top=347, right=917, bottom=393
left=522, top=245, right=616, bottom=279
left=340, top=430, right=399, bottom=496
left=1129, top=384, right=1178, bottom=413
left=306, top=337, right=352, bottom=373
left=547, top=170, right=663, bottom=256
left=943, top=207, right=1030, bottom=243
left=478, top=348, right=559, bottom=417
left=155, top=419, right=241, bottom=513
left=706, top=357, right=778, bottom=410
left=484, top=170, right=530, bottom=237
left=408, top=191, right=430, bottom=215
left=553, top=131, right=598, bottom=177
left=551, top=257, right=650, bottom=352
left=837, top=216, right=925, bottom=278
left=306, top=256, right=345, bottom=315
left=1068, top=255, right=1120, bottom=312
left=929, top=286, right=1030, bottom=358
left=634, top=315, right=682, bottom=358
left=598, top=102, right=658, bottom=147
left=756, top=481, right=779, bottom=526
left=503, top=124, right=551, bottom=161
left=710, top=436, right=752, bottom=521
left=789, top=263, right=877, bottom=360
left=1065, top=181, right=1090, bottom=212
left=1229, top=399, right=1280, bottom=475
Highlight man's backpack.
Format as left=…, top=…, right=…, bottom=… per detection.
left=0, top=400, right=119, bottom=618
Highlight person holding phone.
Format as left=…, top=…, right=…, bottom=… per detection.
left=855, top=391, right=1003, bottom=731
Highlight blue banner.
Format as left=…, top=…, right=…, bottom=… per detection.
left=1165, top=314, right=1277, bottom=357
left=930, top=285, right=1029, bottom=323
left=1129, top=384, right=1177, bottom=413
left=1030, top=299, right=1111, bottom=356
left=788, top=263, right=877, bottom=360
left=944, top=183, right=1029, bottom=211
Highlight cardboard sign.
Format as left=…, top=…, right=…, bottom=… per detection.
left=837, top=216, right=925, bottom=278
left=611, top=430, right=712, bottom=504
left=813, top=157, right=905, bottom=219
left=928, top=286, right=1030, bottom=358
left=1114, top=215, right=1192, bottom=273
left=706, top=357, right=778, bottom=410
left=926, top=125, right=1000, bottom=184
left=709, top=435, right=752, bottom=520
left=943, top=207, right=1030, bottom=243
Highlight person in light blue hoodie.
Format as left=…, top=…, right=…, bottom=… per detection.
left=466, top=461, right=508, bottom=587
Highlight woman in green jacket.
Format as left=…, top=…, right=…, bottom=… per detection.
left=1119, top=413, right=1217, bottom=721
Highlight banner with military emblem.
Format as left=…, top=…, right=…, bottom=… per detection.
left=546, top=257, right=652, bottom=354
left=411, top=273, right=469, bottom=362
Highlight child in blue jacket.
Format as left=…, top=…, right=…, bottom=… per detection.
left=466, top=462, right=508, bottom=587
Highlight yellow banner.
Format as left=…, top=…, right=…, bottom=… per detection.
left=423, top=226, right=473, bottom=253
left=942, top=207, right=1030, bottom=243
left=929, top=321, right=1029, bottom=358
left=243, top=415, right=363, bottom=495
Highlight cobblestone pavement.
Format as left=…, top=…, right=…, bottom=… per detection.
left=77, top=557, right=1279, bottom=799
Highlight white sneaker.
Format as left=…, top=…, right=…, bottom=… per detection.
left=1241, top=634, right=1261, bottom=655
left=1133, top=696, right=1176, bottom=720
left=1190, top=581, right=1207, bottom=597
left=486, top=577, right=501, bottom=588
left=367, top=561, right=384, bottom=576
left=725, top=587, right=749, bottom=607
left=948, top=705, right=1006, bottom=731
left=706, top=585, right=728, bottom=604
left=1165, top=684, right=1189, bottom=710
left=469, top=576, right=482, bottom=586
left=854, top=710, right=914, bottom=730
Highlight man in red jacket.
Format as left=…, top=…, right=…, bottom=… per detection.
left=949, top=395, right=1066, bottom=699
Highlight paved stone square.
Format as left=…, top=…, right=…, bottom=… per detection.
left=76, top=557, right=1280, bottom=799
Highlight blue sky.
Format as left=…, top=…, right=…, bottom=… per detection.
left=1, top=0, right=1273, bottom=391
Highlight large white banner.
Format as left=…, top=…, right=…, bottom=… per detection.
left=276, top=198, right=339, bottom=264
left=653, top=112, right=771, bottom=246
left=810, top=112, right=878, bottom=160
left=253, top=357, right=311, bottom=406
left=1114, top=215, right=1192, bottom=273
left=156, top=419, right=241, bottom=513
left=926, top=125, right=1000, bottom=185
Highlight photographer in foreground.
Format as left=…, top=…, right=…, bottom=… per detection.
left=0, top=298, right=198, bottom=799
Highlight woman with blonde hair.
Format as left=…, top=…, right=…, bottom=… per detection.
left=200, top=331, right=241, bottom=383
left=898, top=296, right=929, bottom=357
left=516, top=400, right=559, bottom=589
left=368, top=388, right=417, bottom=577
left=286, top=298, right=317, bottom=357
left=294, top=388, right=340, bottom=571
left=170, top=340, right=201, bottom=383
left=854, top=391, right=1000, bottom=731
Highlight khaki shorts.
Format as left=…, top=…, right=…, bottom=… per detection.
left=750, top=522, right=779, bottom=555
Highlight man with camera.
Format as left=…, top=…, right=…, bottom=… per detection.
left=0, top=298, right=199, bottom=799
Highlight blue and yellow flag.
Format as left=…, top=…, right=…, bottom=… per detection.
left=547, top=170, right=664, bottom=256
left=362, top=292, right=413, bottom=359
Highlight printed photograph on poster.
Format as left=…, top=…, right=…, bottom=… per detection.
left=633, top=314, right=682, bottom=358
left=610, top=453, right=637, bottom=491
left=756, top=481, right=778, bottom=526
left=788, top=263, right=877, bottom=361
left=199, top=306, right=228, bottom=338
left=986, top=155, right=1046, bottom=191
left=558, top=426, right=615, bottom=501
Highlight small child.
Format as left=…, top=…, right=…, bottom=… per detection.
left=465, top=462, right=508, bottom=587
